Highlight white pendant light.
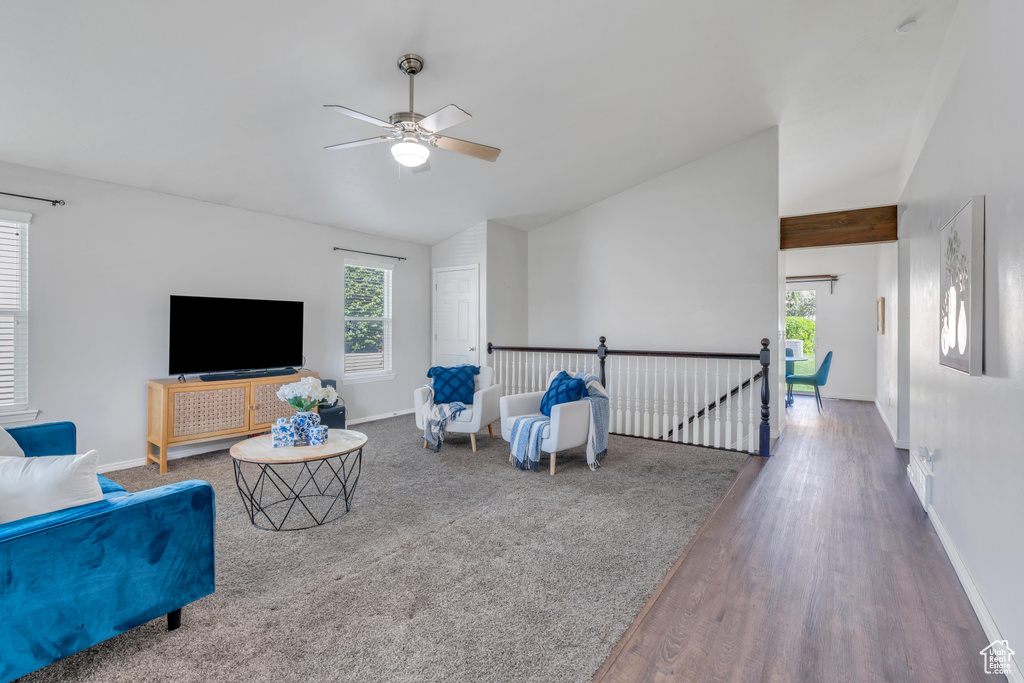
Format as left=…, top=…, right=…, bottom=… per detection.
left=391, top=139, right=430, bottom=167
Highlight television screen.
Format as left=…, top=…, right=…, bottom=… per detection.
left=169, top=295, right=304, bottom=375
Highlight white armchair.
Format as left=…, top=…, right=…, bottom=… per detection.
left=499, top=371, right=592, bottom=475
left=414, top=365, right=502, bottom=452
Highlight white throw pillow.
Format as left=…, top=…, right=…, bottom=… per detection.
left=0, top=426, right=25, bottom=458
left=0, top=450, right=103, bottom=525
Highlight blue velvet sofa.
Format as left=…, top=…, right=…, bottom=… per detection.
left=0, top=422, right=215, bottom=683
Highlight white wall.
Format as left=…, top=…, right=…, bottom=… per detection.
left=528, top=128, right=782, bottom=434
left=485, top=222, right=528, bottom=349
left=874, top=242, right=904, bottom=445
left=785, top=244, right=880, bottom=402
left=431, top=220, right=528, bottom=369
left=431, top=221, right=487, bottom=367
left=900, top=0, right=1024, bottom=668
left=0, top=159, right=431, bottom=470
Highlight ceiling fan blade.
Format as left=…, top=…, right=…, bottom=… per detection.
left=410, top=159, right=431, bottom=174
left=324, top=136, right=391, bottom=150
left=432, top=135, right=501, bottom=162
left=417, top=104, right=472, bottom=134
left=323, top=105, right=397, bottom=129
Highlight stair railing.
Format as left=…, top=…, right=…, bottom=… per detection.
left=487, top=337, right=772, bottom=457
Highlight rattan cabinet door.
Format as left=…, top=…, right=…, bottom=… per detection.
left=251, top=380, right=298, bottom=429
left=169, top=384, right=250, bottom=440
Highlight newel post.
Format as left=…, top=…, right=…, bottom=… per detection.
left=759, top=338, right=771, bottom=458
left=597, top=336, right=607, bottom=387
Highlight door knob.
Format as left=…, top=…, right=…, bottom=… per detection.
left=469, top=347, right=476, bottom=351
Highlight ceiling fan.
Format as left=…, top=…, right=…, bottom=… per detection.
left=324, top=53, right=500, bottom=171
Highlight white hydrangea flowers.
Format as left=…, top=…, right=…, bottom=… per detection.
left=276, top=376, right=338, bottom=412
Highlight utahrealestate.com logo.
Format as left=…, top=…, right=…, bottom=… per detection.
left=980, top=639, right=1015, bottom=676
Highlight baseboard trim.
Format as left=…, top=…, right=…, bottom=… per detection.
left=99, top=409, right=417, bottom=474
left=874, top=400, right=898, bottom=444
left=927, top=504, right=1023, bottom=683
left=98, top=437, right=246, bottom=474
left=346, top=408, right=415, bottom=426
left=823, top=392, right=877, bottom=402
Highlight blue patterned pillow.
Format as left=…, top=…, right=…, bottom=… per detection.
left=427, top=365, right=480, bottom=405
left=540, top=371, right=587, bottom=417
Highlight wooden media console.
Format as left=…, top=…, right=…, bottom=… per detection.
left=146, top=370, right=318, bottom=473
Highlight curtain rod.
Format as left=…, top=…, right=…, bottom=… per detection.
left=787, top=274, right=839, bottom=293
left=0, top=191, right=65, bottom=206
left=333, top=247, right=406, bottom=261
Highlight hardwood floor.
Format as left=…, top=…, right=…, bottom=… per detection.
left=594, top=396, right=1000, bottom=682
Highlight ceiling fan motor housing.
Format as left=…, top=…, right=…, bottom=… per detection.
left=397, top=54, right=423, bottom=76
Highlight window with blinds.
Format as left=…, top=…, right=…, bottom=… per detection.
left=0, top=215, right=28, bottom=408
left=343, top=262, right=393, bottom=379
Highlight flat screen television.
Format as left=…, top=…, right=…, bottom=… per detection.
left=169, top=295, right=304, bottom=375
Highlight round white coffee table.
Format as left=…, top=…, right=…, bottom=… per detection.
left=229, top=430, right=367, bottom=531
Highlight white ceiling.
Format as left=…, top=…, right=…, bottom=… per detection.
left=0, top=0, right=958, bottom=244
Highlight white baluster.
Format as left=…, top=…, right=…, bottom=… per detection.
left=517, top=352, right=523, bottom=395
left=735, top=364, right=743, bottom=451
left=672, top=359, right=679, bottom=442
left=633, top=357, right=642, bottom=436
left=624, top=357, right=632, bottom=435
left=725, top=360, right=732, bottom=450
left=662, top=359, right=670, bottom=440
left=682, top=359, right=690, bottom=444
left=714, top=359, right=721, bottom=448
left=615, top=357, right=623, bottom=433
left=748, top=360, right=755, bottom=453
left=643, top=357, right=651, bottom=438
left=703, top=359, right=710, bottom=447
left=692, top=358, right=699, bottom=444
left=651, top=358, right=660, bottom=439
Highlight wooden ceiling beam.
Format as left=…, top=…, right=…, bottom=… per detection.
left=780, top=205, right=897, bottom=250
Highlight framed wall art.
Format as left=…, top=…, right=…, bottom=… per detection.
left=939, top=195, right=984, bottom=375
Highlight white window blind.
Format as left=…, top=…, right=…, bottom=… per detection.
left=0, top=212, right=29, bottom=408
left=343, top=260, right=393, bottom=379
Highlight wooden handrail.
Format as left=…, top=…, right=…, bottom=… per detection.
left=487, top=341, right=758, bottom=361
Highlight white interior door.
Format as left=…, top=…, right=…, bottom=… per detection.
left=434, top=266, right=479, bottom=366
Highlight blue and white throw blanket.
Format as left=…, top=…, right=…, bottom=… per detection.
left=510, top=373, right=610, bottom=471
left=421, top=386, right=466, bottom=453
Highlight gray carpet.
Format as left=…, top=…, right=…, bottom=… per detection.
left=20, top=415, right=747, bottom=683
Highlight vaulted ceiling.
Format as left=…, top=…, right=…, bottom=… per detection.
left=0, top=0, right=958, bottom=244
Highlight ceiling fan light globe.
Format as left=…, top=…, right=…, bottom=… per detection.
left=391, top=141, right=430, bottom=167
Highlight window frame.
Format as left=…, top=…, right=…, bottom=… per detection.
left=0, top=209, right=31, bottom=415
left=342, top=259, right=395, bottom=385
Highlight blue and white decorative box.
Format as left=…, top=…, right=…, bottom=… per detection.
left=271, top=418, right=295, bottom=448
left=309, top=425, right=328, bottom=446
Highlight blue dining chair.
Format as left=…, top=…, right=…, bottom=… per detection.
left=785, top=348, right=795, bottom=407
left=786, top=351, right=833, bottom=413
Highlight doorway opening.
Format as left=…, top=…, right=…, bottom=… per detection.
left=785, top=289, right=817, bottom=394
